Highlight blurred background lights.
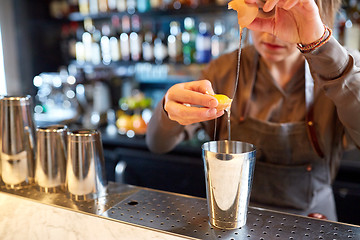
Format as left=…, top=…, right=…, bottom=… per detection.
left=53, top=76, right=62, bottom=88
left=67, top=75, right=76, bottom=85
left=33, top=75, right=43, bottom=87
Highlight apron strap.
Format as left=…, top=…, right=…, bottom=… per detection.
left=306, top=105, right=325, bottom=158
left=305, top=61, right=325, bottom=158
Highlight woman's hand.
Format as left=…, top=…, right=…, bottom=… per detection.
left=164, top=80, right=224, bottom=125
left=245, top=0, right=325, bottom=44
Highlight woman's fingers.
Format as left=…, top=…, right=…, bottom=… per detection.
left=165, top=101, right=224, bottom=125
left=282, top=0, right=299, bottom=10
left=166, top=80, right=218, bottom=108
left=169, top=89, right=218, bottom=108
left=244, top=0, right=257, bottom=4
left=185, top=79, right=215, bottom=95
left=264, top=0, right=313, bottom=12
left=247, top=0, right=323, bottom=44
left=163, top=80, right=227, bottom=125
left=247, top=17, right=275, bottom=35
left=263, top=0, right=280, bottom=12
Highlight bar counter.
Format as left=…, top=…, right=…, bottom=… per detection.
left=1, top=182, right=359, bottom=239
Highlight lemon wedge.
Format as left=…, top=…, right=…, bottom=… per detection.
left=228, top=0, right=259, bottom=28
left=213, top=94, right=232, bottom=111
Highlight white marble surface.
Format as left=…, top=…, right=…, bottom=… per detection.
left=0, top=192, right=194, bottom=240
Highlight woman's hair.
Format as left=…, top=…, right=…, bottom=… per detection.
left=316, top=0, right=342, bottom=28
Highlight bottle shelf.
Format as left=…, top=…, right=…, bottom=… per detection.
left=70, top=61, right=204, bottom=84
left=68, top=4, right=230, bottom=22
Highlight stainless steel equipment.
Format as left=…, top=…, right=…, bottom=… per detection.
left=35, top=125, right=67, bottom=193
left=202, top=140, right=256, bottom=229
left=0, top=95, right=36, bottom=189
left=66, top=129, right=107, bottom=200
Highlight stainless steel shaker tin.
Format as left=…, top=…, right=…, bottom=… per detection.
left=202, top=140, right=256, bottom=229
left=0, top=95, right=36, bottom=189
left=66, top=129, right=107, bottom=201
left=35, top=125, right=68, bottom=193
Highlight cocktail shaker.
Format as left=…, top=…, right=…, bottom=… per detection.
left=35, top=125, right=67, bottom=193
left=202, top=140, right=256, bottom=229
left=66, top=129, right=107, bottom=200
left=0, top=95, right=36, bottom=189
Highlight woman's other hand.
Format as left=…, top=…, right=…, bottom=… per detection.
left=245, top=0, right=325, bottom=44
left=164, top=80, right=224, bottom=125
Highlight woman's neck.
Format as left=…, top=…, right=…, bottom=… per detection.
left=263, top=52, right=305, bottom=89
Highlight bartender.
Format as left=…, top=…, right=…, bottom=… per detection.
left=146, top=0, right=360, bottom=221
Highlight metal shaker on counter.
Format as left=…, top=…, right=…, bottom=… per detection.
left=66, top=129, right=107, bottom=200
left=202, top=140, right=256, bottom=229
left=35, top=125, right=67, bottom=193
left=0, top=95, right=36, bottom=189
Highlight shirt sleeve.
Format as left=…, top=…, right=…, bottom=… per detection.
left=304, top=37, right=360, bottom=146
left=145, top=98, right=186, bottom=153
left=145, top=97, right=202, bottom=153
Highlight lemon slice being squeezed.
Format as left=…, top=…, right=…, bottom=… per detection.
left=213, top=94, right=232, bottom=112
left=228, top=0, right=259, bottom=28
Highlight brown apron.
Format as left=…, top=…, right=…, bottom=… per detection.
left=217, top=57, right=337, bottom=220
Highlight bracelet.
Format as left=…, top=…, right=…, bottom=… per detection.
left=297, top=25, right=332, bottom=54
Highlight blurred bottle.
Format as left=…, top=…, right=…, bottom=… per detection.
left=137, top=0, right=151, bottom=12
left=98, top=0, right=109, bottom=12
left=116, top=0, right=127, bottom=12
left=79, top=0, right=90, bottom=14
left=130, top=15, right=143, bottom=61
left=150, top=0, right=161, bottom=10
left=347, top=0, right=360, bottom=23
left=335, top=8, right=347, bottom=45
left=182, top=17, right=197, bottom=65
left=160, top=0, right=173, bottom=10
left=93, top=81, right=111, bottom=117
left=50, top=0, right=70, bottom=18
left=172, top=0, right=190, bottom=9
left=68, top=0, right=80, bottom=12
left=225, top=25, right=241, bottom=53
left=109, top=15, right=121, bottom=62
left=82, top=18, right=95, bottom=62
left=108, top=0, right=117, bottom=11
left=120, top=15, right=131, bottom=61
left=89, top=0, right=99, bottom=14
left=211, top=20, right=227, bottom=59
left=142, top=23, right=155, bottom=62
left=344, top=0, right=360, bottom=50
left=168, top=21, right=183, bottom=63
left=189, top=0, right=199, bottom=8
left=215, top=0, right=227, bottom=6
left=100, top=23, right=112, bottom=64
left=154, top=27, right=168, bottom=64
left=82, top=18, right=101, bottom=64
left=75, top=23, right=86, bottom=63
left=92, top=25, right=102, bottom=65
left=127, top=0, right=137, bottom=14
left=196, top=22, right=212, bottom=63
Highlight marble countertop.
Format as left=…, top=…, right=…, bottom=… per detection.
left=0, top=192, right=192, bottom=240
left=1, top=183, right=359, bottom=240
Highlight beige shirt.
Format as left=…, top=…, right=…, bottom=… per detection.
left=146, top=37, right=360, bottom=179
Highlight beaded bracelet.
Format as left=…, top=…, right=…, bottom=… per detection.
left=297, top=25, right=332, bottom=54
